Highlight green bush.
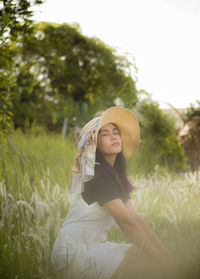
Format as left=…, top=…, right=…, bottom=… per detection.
left=128, top=100, right=187, bottom=176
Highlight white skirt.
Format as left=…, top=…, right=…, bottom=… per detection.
left=51, top=195, right=133, bottom=279
left=52, top=241, right=132, bottom=279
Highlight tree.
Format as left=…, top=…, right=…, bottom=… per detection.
left=0, top=0, right=43, bottom=139
left=13, top=22, right=138, bottom=129
left=128, top=97, right=187, bottom=174
left=0, top=36, right=15, bottom=139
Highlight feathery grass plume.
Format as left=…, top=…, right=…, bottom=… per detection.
left=0, top=131, right=200, bottom=278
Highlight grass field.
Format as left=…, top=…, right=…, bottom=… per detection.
left=0, top=131, right=200, bottom=279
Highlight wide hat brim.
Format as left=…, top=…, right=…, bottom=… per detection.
left=79, top=107, right=140, bottom=158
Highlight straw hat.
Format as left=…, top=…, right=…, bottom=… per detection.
left=79, top=107, right=140, bottom=158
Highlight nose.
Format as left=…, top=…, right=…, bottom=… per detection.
left=111, top=133, right=117, bottom=140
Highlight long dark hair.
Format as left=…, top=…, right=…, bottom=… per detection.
left=95, top=149, right=133, bottom=197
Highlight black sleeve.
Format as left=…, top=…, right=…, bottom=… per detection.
left=81, top=166, right=131, bottom=206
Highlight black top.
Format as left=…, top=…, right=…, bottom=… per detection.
left=81, top=164, right=131, bottom=206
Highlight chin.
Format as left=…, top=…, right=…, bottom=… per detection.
left=115, top=148, right=122, bottom=154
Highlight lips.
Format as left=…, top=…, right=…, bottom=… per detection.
left=112, top=142, right=120, bottom=147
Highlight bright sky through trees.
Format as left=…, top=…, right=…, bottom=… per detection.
left=33, top=0, right=200, bottom=109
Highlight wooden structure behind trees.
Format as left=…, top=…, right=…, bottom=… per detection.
left=177, top=104, right=200, bottom=171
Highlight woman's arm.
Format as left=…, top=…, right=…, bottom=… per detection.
left=124, top=199, right=174, bottom=259
left=103, top=199, right=170, bottom=264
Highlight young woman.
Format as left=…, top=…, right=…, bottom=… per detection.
left=51, top=107, right=174, bottom=279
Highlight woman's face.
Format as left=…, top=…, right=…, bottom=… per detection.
left=97, top=123, right=122, bottom=157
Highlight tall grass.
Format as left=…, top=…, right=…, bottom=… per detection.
left=0, top=131, right=200, bottom=278
left=0, top=129, right=76, bottom=194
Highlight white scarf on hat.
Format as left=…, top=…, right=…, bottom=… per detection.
left=67, top=118, right=100, bottom=194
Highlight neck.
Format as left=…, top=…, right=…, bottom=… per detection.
left=103, top=154, right=116, bottom=167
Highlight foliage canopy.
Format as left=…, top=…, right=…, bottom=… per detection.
left=0, top=0, right=43, bottom=140
left=13, top=22, right=138, bottom=128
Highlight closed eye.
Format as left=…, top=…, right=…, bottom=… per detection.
left=101, top=129, right=120, bottom=136
left=101, top=132, right=109, bottom=136
left=113, top=130, right=119, bottom=135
